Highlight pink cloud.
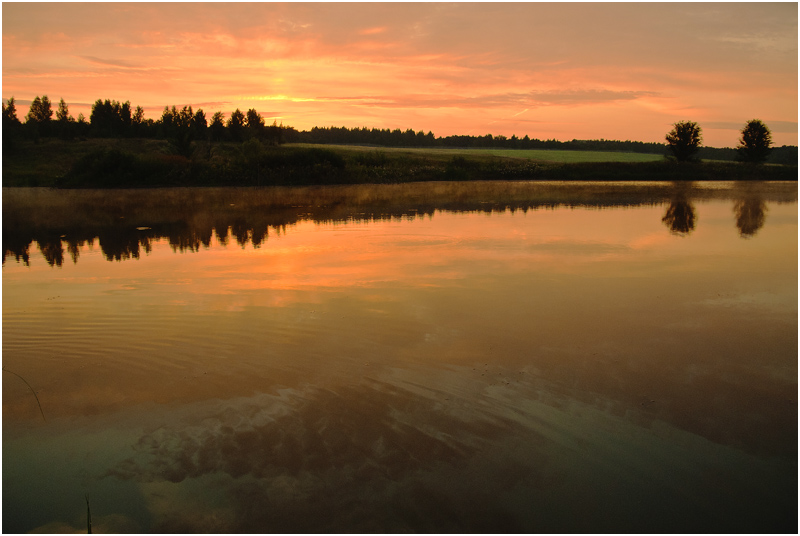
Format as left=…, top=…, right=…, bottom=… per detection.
left=1, top=3, right=796, bottom=146
left=359, top=26, right=388, bottom=36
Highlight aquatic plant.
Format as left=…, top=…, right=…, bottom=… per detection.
left=2, top=366, right=46, bottom=421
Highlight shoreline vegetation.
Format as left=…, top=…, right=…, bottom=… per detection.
left=2, top=138, right=797, bottom=188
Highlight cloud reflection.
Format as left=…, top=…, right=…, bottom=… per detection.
left=106, top=383, right=533, bottom=532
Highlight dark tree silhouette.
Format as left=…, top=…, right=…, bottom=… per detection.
left=55, top=98, right=71, bottom=122
left=227, top=108, right=245, bottom=141
left=178, top=105, right=193, bottom=130
left=119, top=101, right=132, bottom=136
left=736, top=119, right=772, bottom=164
left=166, top=105, right=196, bottom=157
left=76, top=113, right=90, bottom=138
left=132, top=105, right=145, bottom=125
left=665, top=121, right=702, bottom=161
left=209, top=111, right=226, bottom=142
left=55, top=98, right=74, bottom=139
left=3, top=97, right=22, bottom=149
left=159, top=105, right=179, bottom=138
left=245, top=108, right=264, bottom=139
left=26, top=95, right=53, bottom=138
left=26, top=95, right=53, bottom=124
left=90, top=99, right=130, bottom=137
left=158, top=105, right=191, bottom=151
left=8, top=92, right=795, bottom=169
left=265, top=120, right=283, bottom=146
left=3, top=97, right=20, bottom=124
left=192, top=109, right=207, bottom=140
left=131, top=105, right=145, bottom=136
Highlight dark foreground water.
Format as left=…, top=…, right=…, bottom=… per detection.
left=2, top=181, right=797, bottom=533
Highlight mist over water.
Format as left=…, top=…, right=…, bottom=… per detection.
left=3, top=181, right=797, bottom=533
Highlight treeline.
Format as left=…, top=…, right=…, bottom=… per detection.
left=283, top=126, right=668, bottom=154
left=5, top=95, right=670, bottom=155
left=696, top=145, right=798, bottom=166
left=289, top=126, right=797, bottom=165
left=2, top=96, right=285, bottom=152
left=2, top=95, right=797, bottom=165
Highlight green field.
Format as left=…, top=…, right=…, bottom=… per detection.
left=2, top=138, right=795, bottom=188
left=290, top=143, right=665, bottom=163
left=1, top=138, right=664, bottom=187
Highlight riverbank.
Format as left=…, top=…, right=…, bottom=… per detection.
left=2, top=138, right=797, bottom=188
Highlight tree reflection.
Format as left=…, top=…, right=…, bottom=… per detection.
left=215, top=225, right=229, bottom=246
left=2, top=182, right=794, bottom=266
left=662, top=183, right=696, bottom=236
left=168, top=227, right=211, bottom=253
left=251, top=221, right=269, bottom=248
left=6, top=244, right=30, bottom=266
left=37, top=238, right=65, bottom=266
left=231, top=219, right=250, bottom=248
left=4, top=232, right=33, bottom=265
left=66, top=240, right=81, bottom=264
left=733, top=184, right=767, bottom=238
left=99, top=229, right=147, bottom=261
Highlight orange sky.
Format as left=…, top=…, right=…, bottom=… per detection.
left=2, top=2, right=797, bottom=147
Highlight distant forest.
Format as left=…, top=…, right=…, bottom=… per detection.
left=3, top=96, right=798, bottom=165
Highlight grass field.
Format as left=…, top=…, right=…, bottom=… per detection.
left=2, top=138, right=795, bottom=188
left=2, top=138, right=170, bottom=187
left=2, top=138, right=663, bottom=187
left=290, top=143, right=666, bottom=163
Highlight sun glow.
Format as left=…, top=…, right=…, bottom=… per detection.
left=243, top=94, right=318, bottom=103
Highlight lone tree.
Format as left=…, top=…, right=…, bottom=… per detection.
left=736, top=119, right=772, bottom=163
left=665, top=120, right=702, bottom=161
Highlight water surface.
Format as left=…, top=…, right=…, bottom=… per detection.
left=3, top=181, right=797, bottom=533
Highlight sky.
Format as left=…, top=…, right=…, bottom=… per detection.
left=2, top=2, right=797, bottom=147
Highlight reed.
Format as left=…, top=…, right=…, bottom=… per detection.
left=86, top=494, right=92, bottom=534
left=2, top=366, right=46, bottom=421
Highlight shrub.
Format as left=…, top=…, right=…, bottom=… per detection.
left=57, top=148, right=189, bottom=188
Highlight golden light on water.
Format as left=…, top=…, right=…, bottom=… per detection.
left=2, top=183, right=796, bottom=532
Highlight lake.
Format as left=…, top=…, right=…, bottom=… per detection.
left=2, top=181, right=797, bottom=533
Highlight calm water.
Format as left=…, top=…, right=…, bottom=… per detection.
left=2, top=181, right=797, bottom=533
